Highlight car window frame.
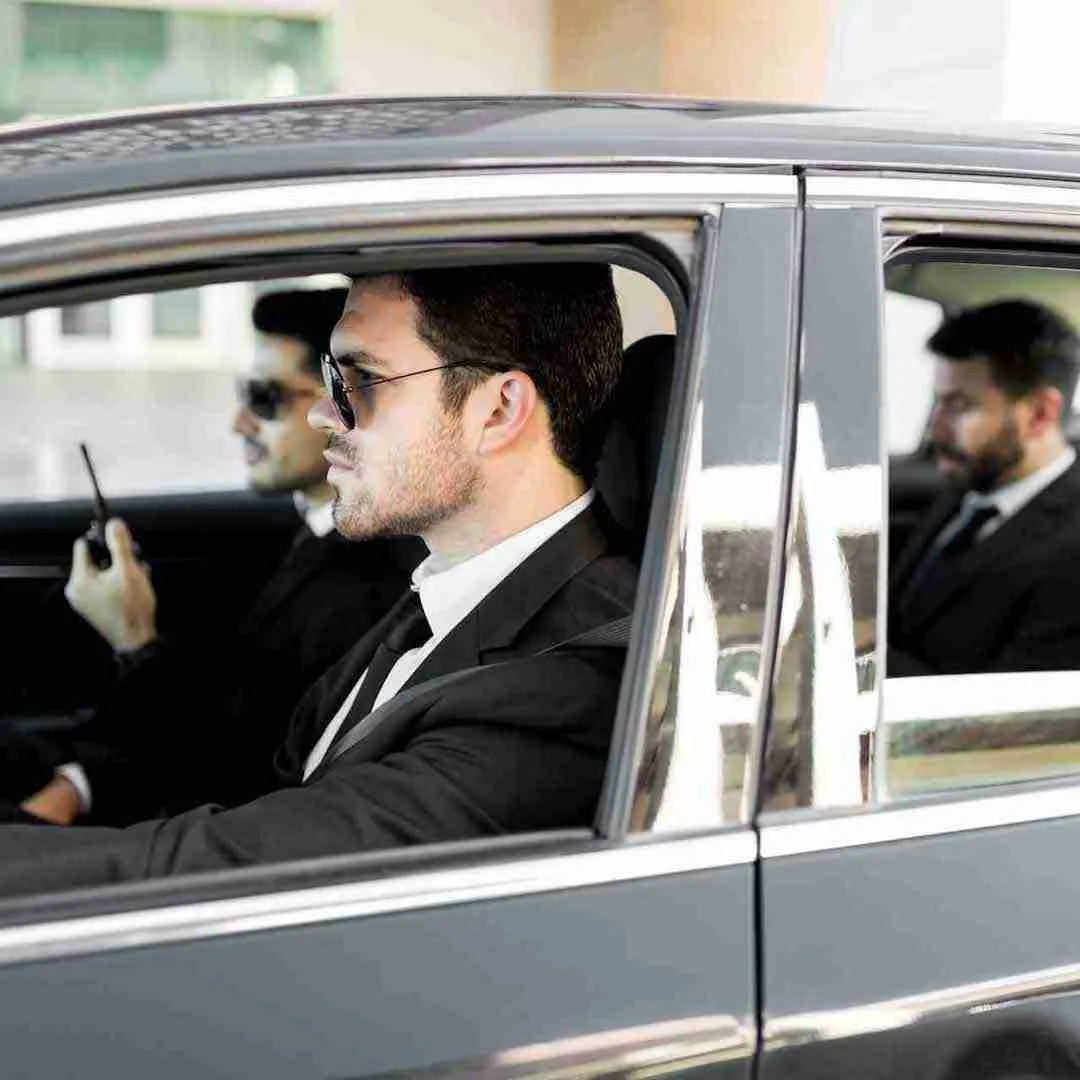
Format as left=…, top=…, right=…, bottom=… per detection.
left=759, top=171, right=1080, bottom=858
left=0, top=167, right=793, bottom=960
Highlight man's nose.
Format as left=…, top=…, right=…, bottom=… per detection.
left=308, top=396, right=342, bottom=433
left=232, top=406, right=259, bottom=437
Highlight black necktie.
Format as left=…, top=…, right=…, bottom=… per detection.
left=902, top=502, right=1000, bottom=609
left=338, top=590, right=432, bottom=730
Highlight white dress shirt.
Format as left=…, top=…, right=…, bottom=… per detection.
left=293, top=492, right=336, bottom=539
left=933, top=445, right=1076, bottom=552
left=302, top=489, right=596, bottom=781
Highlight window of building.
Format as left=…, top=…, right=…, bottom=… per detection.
left=12, top=2, right=330, bottom=120
left=151, top=288, right=202, bottom=339
left=59, top=301, right=111, bottom=339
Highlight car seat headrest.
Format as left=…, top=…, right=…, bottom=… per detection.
left=595, top=333, right=677, bottom=553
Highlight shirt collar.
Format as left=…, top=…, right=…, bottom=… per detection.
left=293, top=492, right=336, bottom=538
left=411, top=489, right=595, bottom=641
left=967, top=445, right=1076, bottom=522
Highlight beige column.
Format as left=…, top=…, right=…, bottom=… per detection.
left=552, top=0, right=833, bottom=103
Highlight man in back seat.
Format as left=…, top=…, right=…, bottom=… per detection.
left=4, top=288, right=423, bottom=824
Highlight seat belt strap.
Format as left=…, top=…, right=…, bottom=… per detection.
left=320, top=615, right=633, bottom=770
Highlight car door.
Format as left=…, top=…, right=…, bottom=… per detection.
left=757, top=174, right=1080, bottom=1080
left=0, top=166, right=797, bottom=1079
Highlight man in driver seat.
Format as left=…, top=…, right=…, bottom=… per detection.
left=0, top=263, right=637, bottom=896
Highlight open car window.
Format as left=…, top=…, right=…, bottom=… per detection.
left=0, top=240, right=691, bottom=919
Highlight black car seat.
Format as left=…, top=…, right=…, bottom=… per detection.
left=594, top=332, right=680, bottom=832
left=595, top=333, right=677, bottom=556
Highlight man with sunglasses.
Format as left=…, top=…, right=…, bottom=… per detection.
left=8, top=288, right=422, bottom=826
left=0, top=264, right=638, bottom=894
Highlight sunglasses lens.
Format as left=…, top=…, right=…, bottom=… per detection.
left=321, top=354, right=356, bottom=430
left=239, top=379, right=282, bottom=421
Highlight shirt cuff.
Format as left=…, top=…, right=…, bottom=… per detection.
left=55, top=763, right=92, bottom=815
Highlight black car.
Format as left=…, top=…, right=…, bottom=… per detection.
left=0, top=94, right=1078, bottom=1080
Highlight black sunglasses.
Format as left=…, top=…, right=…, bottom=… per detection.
left=320, top=352, right=505, bottom=431
left=237, top=378, right=318, bottom=421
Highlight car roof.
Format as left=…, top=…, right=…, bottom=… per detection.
left=2, top=93, right=1080, bottom=213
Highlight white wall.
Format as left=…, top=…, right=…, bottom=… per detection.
left=1002, top=0, right=1080, bottom=125
left=824, top=0, right=1080, bottom=127
left=823, top=0, right=1010, bottom=119
left=331, top=0, right=550, bottom=95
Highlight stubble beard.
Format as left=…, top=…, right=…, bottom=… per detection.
left=331, top=412, right=481, bottom=541
left=935, top=415, right=1025, bottom=494
left=965, top=416, right=1025, bottom=493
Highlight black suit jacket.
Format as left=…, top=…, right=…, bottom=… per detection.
left=888, top=458, right=1080, bottom=675
left=67, top=527, right=425, bottom=822
left=0, top=506, right=636, bottom=897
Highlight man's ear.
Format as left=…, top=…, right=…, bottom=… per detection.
left=1026, top=385, right=1065, bottom=436
left=473, top=371, right=540, bottom=457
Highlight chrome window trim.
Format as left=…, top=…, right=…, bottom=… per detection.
left=0, top=829, right=755, bottom=967
left=599, top=213, right=720, bottom=836
left=373, top=1014, right=754, bottom=1079
left=807, top=174, right=1080, bottom=216
left=760, top=780, right=1080, bottom=858
left=745, top=188, right=806, bottom=820
left=0, top=171, right=796, bottom=252
left=765, top=958, right=1080, bottom=1050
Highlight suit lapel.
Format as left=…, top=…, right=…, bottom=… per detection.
left=304, top=505, right=610, bottom=782
left=240, top=526, right=333, bottom=631
left=890, top=488, right=963, bottom=595
left=897, top=460, right=1080, bottom=633
left=408, top=503, right=608, bottom=686
left=277, top=588, right=415, bottom=779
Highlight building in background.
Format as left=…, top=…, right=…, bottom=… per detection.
left=0, top=0, right=331, bottom=122
left=4, top=0, right=1079, bottom=499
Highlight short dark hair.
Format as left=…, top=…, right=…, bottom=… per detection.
left=928, top=299, right=1080, bottom=418
left=383, top=264, right=623, bottom=479
left=251, top=287, right=348, bottom=378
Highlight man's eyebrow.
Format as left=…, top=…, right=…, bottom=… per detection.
left=333, top=348, right=387, bottom=373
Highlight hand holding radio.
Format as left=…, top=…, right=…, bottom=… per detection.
left=78, top=442, right=113, bottom=570
left=65, top=445, right=157, bottom=653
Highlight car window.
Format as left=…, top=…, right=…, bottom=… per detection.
left=881, top=248, right=1080, bottom=801
left=884, top=291, right=941, bottom=456
left=0, top=245, right=689, bottom=908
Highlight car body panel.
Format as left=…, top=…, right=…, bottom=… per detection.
left=0, top=854, right=757, bottom=1079
left=759, top=808, right=1080, bottom=1079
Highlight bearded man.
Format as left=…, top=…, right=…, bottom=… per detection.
left=889, top=299, right=1080, bottom=676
